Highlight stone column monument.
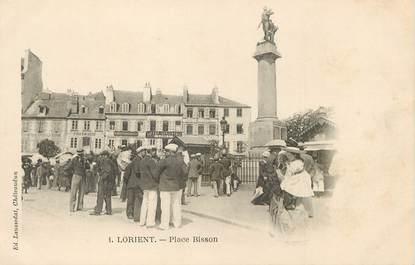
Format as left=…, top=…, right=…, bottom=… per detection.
left=249, top=7, right=287, bottom=148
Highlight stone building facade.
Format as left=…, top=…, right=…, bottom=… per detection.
left=21, top=51, right=251, bottom=155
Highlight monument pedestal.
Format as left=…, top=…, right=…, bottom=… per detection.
left=249, top=118, right=286, bottom=148
left=249, top=40, right=286, bottom=149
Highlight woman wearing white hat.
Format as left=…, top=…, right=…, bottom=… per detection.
left=280, top=147, right=314, bottom=216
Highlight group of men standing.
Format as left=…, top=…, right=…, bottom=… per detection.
left=66, top=143, right=189, bottom=230
left=209, top=151, right=240, bottom=198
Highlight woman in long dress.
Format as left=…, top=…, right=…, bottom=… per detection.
left=275, top=147, right=314, bottom=241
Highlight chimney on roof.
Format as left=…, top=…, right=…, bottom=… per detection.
left=182, top=86, right=189, bottom=103
left=104, top=84, right=114, bottom=104
left=143, top=82, right=152, bottom=102
left=211, top=86, right=219, bottom=104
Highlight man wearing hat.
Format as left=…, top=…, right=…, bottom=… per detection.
left=90, top=150, right=115, bottom=215
left=209, top=157, right=224, bottom=198
left=220, top=150, right=232, bottom=197
left=138, top=147, right=159, bottom=227
left=187, top=154, right=202, bottom=197
left=155, top=143, right=187, bottom=230
left=124, top=146, right=146, bottom=221
left=68, top=148, right=87, bottom=212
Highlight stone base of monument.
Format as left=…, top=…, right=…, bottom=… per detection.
left=249, top=117, right=286, bottom=151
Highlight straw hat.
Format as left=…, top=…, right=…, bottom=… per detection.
left=262, top=151, right=270, bottom=158
left=136, top=146, right=148, bottom=153
left=165, top=143, right=178, bottom=152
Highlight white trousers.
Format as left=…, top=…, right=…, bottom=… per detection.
left=139, top=190, right=158, bottom=226
left=225, top=175, right=231, bottom=195
left=160, top=190, right=182, bottom=229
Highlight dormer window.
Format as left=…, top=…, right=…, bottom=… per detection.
left=81, top=105, right=87, bottom=114
left=98, top=106, right=104, bottom=114
left=109, top=102, right=117, bottom=112
left=39, top=105, right=48, bottom=115
left=138, top=103, right=146, bottom=113
left=121, top=103, right=130, bottom=113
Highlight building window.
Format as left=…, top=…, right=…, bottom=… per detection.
left=209, top=109, right=216, bottom=118
left=163, top=104, right=170, bottom=113
left=198, top=108, right=204, bottom=118
left=198, top=124, right=204, bottom=135
left=81, top=106, right=87, bottom=114
left=121, top=139, right=128, bottom=146
left=109, top=102, right=117, bottom=112
left=237, top=124, right=244, bottom=134
left=71, top=120, right=78, bottom=130
left=138, top=103, right=146, bottom=113
left=281, top=127, right=287, bottom=140
left=237, top=141, right=244, bottom=153
left=70, top=138, right=78, bottom=148
left=209, top=124, right=216, bottom=135
left=150, top=120, right=156, bottom=131
left=151, top=104, right=156, bottom=114
left=137, top=121, right=143, bottom=132
left=136, top=140, right=142, bottom=147
left=22, top=121, right=29, bottom=132
left=39, top=106, right=46, bottom=114
left=109, top=121, right=115, bottom=130
left=98, top=106, right=104, bottom=114
left=224, top=108, right=229, bottom=117
left=94, top=138, right=102, bottom=149
left=53, top=121, right=60, bottom=133
left=237, top=108, right=242, bottom=117
left=82, top=137, right=90, bottom=147
left=178, top=105, right=181, bottom=114
left=186, top=124, right=193, bottom=135
left=122, top=121, right=128, bottom=131
left=149, top=138, right=156, bottom=146
left=84, top=120, right=90, bottom=131
left=96, top=121, right=103, bottom=131
left=121, top=103, right=130, bottom=113
left=187, top=108, right=193, bottom=118
left=38, top=120, right=45, bottom=132
left=108, top=139, right=114, bottom=148
left=225, top=124, right=230, bottom=133
left=175, top=120, right=181, bottom=126
left=162, top=121, right=169, bottom=132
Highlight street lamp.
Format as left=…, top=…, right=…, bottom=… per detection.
left=220, top=116, right=228, bottom=150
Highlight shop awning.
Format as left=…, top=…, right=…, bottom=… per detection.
left=299, top=140, right=336, bottom=151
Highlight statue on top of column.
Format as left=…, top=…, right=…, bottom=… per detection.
left=258, top=7, right=278, bottom=44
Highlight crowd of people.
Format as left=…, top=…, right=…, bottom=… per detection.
left=252, top=145, right=328, bottom=238
left=21, top=143, right=241, bottom=230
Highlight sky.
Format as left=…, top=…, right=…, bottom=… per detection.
left=1, top=0, right=413, bottom=121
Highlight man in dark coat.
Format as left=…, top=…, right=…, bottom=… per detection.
left=138, top=147, right=158, bottom=227
left=220, top=152, right=232, bottom=196
left=22, top=161, right=32, bottom=193
left=186, top=154, right=202, bottom=196
left=67, top=149, right=87, bottom=212
left=209, top=158, right=224, bottom=198
left=90, top=151, right=115, bottom=215
left=124, top=147, right=145, bottom=221
left=155, top=144, right=186, bottom=230
left=252, top=151, right=277, bottom=205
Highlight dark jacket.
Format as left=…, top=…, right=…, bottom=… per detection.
left=188, top=159, right=202, bottom=179
left=98, top=157, right=115, bottom=184
left=138, top=155, right=158, bottom=191
left=126, top=156, right=142, bottom=189
left=220, top=156, right=232, bottom=177
left=68, top=156, right=86, bottom=177
left=156, top=154, right=187, bottom=192
left=209, top=161, right=224, bottom=181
